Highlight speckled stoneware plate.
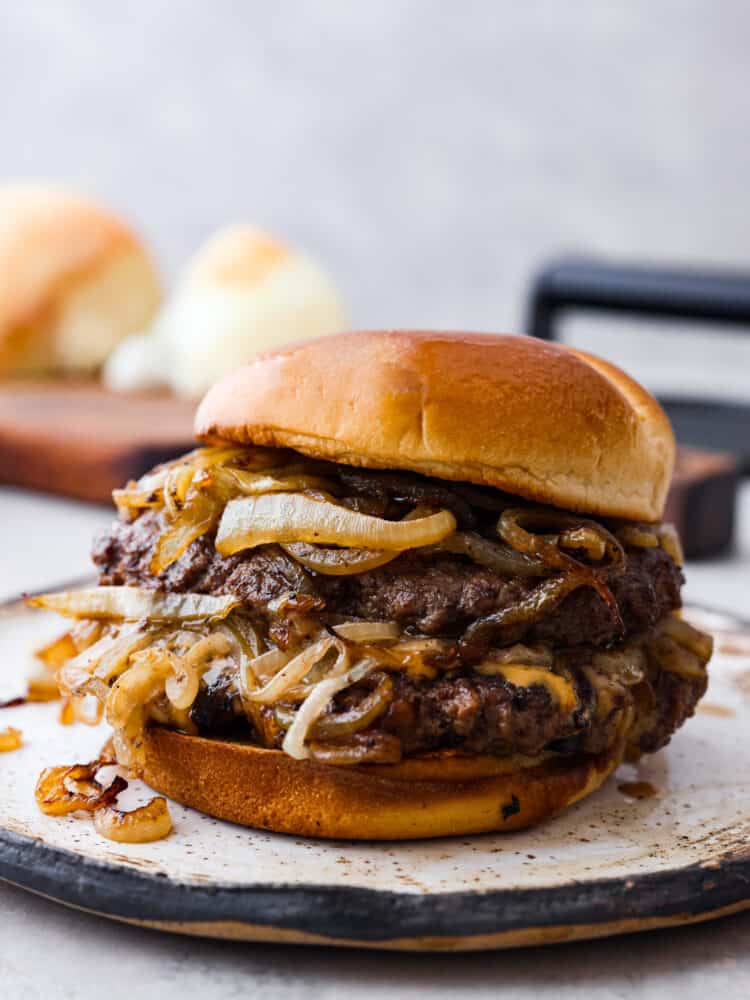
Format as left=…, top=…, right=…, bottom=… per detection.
left=1, top=598, right=749, bottom=951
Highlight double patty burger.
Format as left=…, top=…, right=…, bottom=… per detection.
left=35, top=331, right=712, bottom=838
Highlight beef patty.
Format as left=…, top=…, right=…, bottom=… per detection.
left=189, top=654, right=706, bottom=761
left=93, top=510, right=683, bottom=650
left=92, top=504, right=697, bottom=760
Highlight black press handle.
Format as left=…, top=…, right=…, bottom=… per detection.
left=526, top=258, right=750, bottom=340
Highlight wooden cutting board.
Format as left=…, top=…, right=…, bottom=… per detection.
left=0, top=381, right=196, bottom=504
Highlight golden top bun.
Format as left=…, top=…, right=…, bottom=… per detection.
left=0, top=183, right=161, bottom=375
left=140, top=727, right=625, bottom=839
left=196, top=330, right=675, bottom=521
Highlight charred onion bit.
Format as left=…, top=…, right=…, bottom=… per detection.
left=35, top=761, right=127, bottom=816
left=0, top=697, right=26, bottom=709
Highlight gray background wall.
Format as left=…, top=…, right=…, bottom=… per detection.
left=2, top=1, right=749, bottom=390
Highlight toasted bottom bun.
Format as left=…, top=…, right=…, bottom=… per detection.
left=139, top=728, right=626, bottom=840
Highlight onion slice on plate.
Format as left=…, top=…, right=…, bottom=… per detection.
left=35, top=761, right=127, bottom=816
left=93, top=797, right=172, bottom=843
left=216, top=493, right=456, bottom=554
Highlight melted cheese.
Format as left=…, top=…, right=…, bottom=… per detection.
left=495, top=664, right=577, bottom=716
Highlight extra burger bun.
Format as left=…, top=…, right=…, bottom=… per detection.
left=0, top=183, right=160, bottom=375
left=196, top=330, right=675, bottom=521
left=140, top=727, right=625, bottom=839
left=105, top=225, right=346, bottom=398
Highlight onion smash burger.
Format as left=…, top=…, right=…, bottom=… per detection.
left=32, top=332, right=712, bottom=839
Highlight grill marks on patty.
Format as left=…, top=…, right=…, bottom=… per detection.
left=93, top=511, right=683, bottom=650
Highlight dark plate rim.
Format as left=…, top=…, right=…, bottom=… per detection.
left=1, top=827, right=749, bottom=944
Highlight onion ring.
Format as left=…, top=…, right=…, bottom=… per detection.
left=93, top=797, right=172, bottom=843
left=216, top=493, right=456, bottom=554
